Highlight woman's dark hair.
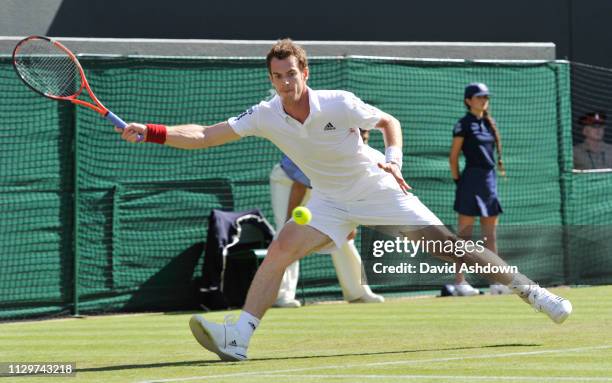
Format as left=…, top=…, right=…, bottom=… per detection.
left=465, top=100, right=505, bottom=174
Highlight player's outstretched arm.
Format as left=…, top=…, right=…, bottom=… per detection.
left=117, top=121, right=241, bottom=149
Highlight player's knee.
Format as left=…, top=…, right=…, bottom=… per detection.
left=276, top=236, right=306, bottom=260
left=263, top=240, right=301, bottom=270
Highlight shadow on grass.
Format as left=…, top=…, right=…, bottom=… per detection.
left=75, top=343, right=541, bottom=372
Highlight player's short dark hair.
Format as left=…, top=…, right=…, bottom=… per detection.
left=266, top=38, right=308, bottom=74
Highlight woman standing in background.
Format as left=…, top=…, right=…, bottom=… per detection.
left=448, top=83, right=510, bottom=296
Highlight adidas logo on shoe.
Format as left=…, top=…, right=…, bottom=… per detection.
left=189, top=314, right=249, bottom=361
left=323, top=122, right=336, bottom=131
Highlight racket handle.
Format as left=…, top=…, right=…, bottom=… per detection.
left=105, top=110, right=144, bottom=142
left=105, top=110, right=127, bottom=129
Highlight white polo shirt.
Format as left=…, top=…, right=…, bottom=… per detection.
left=228, top=88, right=400, bottom=201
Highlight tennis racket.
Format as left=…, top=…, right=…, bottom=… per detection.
left=12, top=35, right=142, bottom=140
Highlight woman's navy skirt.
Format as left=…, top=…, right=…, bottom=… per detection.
left=454, top=167, right=503, bottom=217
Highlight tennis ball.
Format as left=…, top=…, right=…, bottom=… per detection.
left=292, top=206, right=312, bottom=225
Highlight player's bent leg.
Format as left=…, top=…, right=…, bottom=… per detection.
left=269, top=165, right=301, bottom=308
left=404, top=225, right=572, bottom=324
left=403, top=225, right=516, bottom=285
left=245, top=222, right=333, bottom=317
left=355, top=191, right=571, bottom=323
left=190, top=223, right=333, bottom=361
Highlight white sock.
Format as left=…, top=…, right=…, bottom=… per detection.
left=236, top=311, right=260, bottom=342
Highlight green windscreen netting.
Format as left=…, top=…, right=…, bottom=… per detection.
left=0, top=56, right=608, bottom=320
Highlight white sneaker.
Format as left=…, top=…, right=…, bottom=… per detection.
left=522, top=286, right=573, bottom=324
left=454, top=283, right=480, bottom=296
left=350, top=291, right=385, bottom=303
left=189, top=314, right=248, bottom=361
left=273, top=298, right=302, bottom=308
left=490, top=284, right=512, bottom=295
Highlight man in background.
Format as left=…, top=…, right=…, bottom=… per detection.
left=574, top=112, right=612, bottom=170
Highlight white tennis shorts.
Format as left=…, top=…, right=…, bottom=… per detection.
left=304, top=188, right=444, bottom=248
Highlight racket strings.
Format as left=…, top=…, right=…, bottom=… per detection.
left=23, top=56, right=76, bottom=96
left=14, top=39, right=81, bottom=98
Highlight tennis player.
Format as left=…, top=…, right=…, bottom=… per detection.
left=117, top=38, right=573, bottom=361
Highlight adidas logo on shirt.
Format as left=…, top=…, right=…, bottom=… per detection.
left=229, top=340, right=238, bottom=347
left=323, top=122, right=336, bottom=131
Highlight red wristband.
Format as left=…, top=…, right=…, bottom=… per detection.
left=145, top=124, right=167, bottom=144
